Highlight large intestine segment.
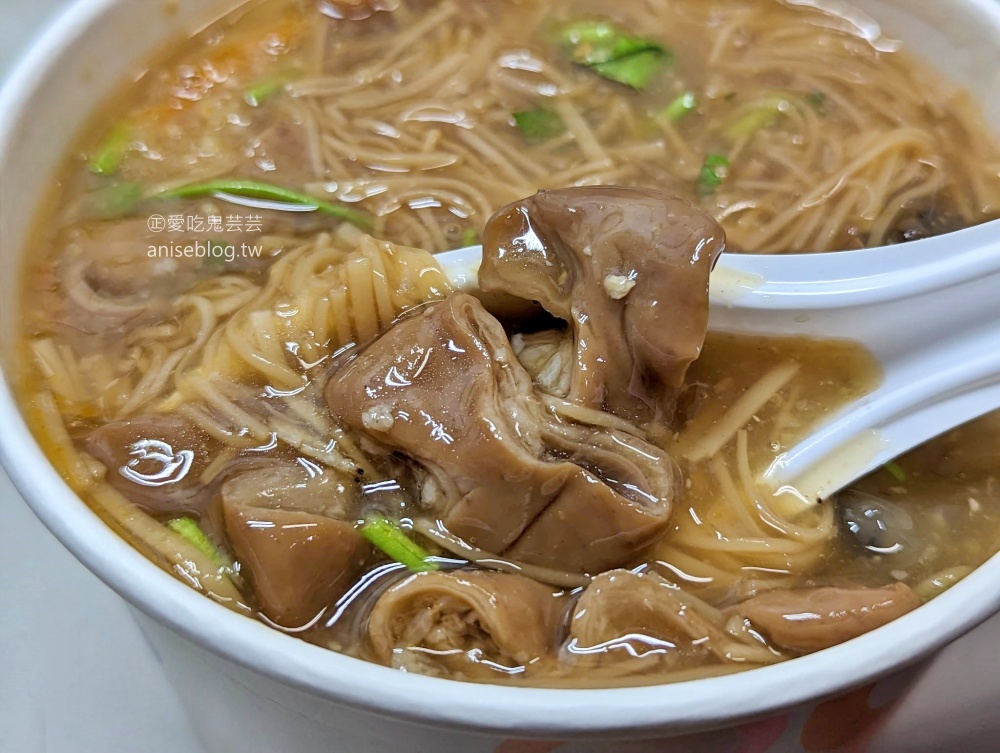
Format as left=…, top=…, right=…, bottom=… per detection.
left=326, top=293, right=678, bottom=574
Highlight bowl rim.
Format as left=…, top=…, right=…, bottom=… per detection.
left=2, top=0, right=1000, bottom=738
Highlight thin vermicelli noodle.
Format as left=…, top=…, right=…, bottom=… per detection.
left=12, top=0, right=1000, bottom=688
left=679, top=361, right=801, bottom=462
left=277, top=0, right=1000, bottom=252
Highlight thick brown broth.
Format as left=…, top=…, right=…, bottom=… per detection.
left=40, top=0, right=1000, bottom=256
left=661, top=335, right=1000, bottom=600
left=12, top=0, right=1000, bottom=687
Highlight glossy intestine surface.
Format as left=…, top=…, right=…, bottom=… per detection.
left=12, top=0, right=1000, bottom=687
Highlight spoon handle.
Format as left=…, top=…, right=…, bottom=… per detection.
left=436, top=226, right=1000, bottom=502
left=762, top=318, right=1000, bottom=500
left=712, top=222, right=1000, bottom=500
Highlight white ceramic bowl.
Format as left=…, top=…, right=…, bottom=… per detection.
left=1, top=1, right=998, bottom=751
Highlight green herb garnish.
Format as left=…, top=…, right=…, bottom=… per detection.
left=156, top=179, right=373, bottom=230
left=167, top=518, right=234, bottom=572
left=883, top=461, right=907, bottom=482
left=80, top=182, right=144, bottom=219
left=244, top=73, right=295, bottom=108
left=89, top=123, right=132, bottom=175
left=592, top=50, right=667, bottom=89
left=724, top=95, right=790, bottom=141
left=513, top=108, right=565, bottom=143
left=361, top=516, right=438, bottom=572
left=459, top=227, right=479, bottom=247
left=696, top=154, right=730, bottom=195
left=662, top=91, right=698, bottom=121
left=806, top=90, right=828, bottom=113
left=559, top=19, right=671, bottom=90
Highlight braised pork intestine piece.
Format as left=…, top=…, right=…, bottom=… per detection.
left=505, top=427, right=679, bottom=573
left=569, top=570, right=774, bottom=667
left=221, top=465, right=371, bottom=628
left=733, top=583, right=921, bottom=653
left=84, top=413, right=216, bottom=516
left=38, top=219, right=269, bottom=336
left=367, top=570, right=564, bottom=675
left=326, top=292, right=677, bottom=573
left=83, top=410, right=291, bottom=517
left=481, top=188, right=725, bottom=426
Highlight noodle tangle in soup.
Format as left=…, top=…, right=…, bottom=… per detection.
left=14, top=0, right=1000, bottom=687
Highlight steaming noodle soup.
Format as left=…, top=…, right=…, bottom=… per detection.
left=14, top=0, right=1000, bottom=687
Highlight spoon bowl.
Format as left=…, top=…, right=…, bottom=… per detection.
left=435, top=219, right=1000, bottom=500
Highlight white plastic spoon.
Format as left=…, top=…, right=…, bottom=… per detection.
left=434, top=219, right=1000, bottom=501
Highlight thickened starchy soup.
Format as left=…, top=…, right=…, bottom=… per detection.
left=14, top=0, right=1000, bottom=686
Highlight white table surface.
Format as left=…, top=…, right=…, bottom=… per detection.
left=1, top=3, right=998, bottom=752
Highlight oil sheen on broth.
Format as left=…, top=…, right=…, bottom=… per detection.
left=13, top=0, right=1000, bottom=687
